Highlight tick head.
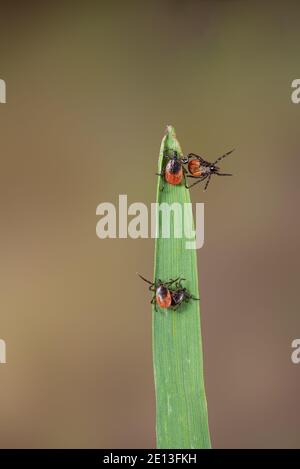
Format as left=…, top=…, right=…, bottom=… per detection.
left=164, top=149, right=178, bottom=160
left=181, top=155, right=189, bottom=164
left=210, top=164, right=219, bottom=173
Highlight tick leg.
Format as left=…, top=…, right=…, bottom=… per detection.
left=216, top=173, right=232, bottom=176
left=183, top=292, right=199, bottom=303
left=186, top=174, right=207, bottom=179
left=182, top=166, right=189, bottom=188
left=187, top=291, right=200, bottom=301
left=174, top=278, right=186, bottom=289
left=186, top=174, right=211, bottom=190
left=185, top=175, right=208, bottom=189
left=166, top=277, right=181, bottom=287
left=173, top=303, right=183, bottom=311
left=213, top=149, right=235, bottom=164
left=156, top=172, right=166, bottom=191
left=204, top=175, right=211, bottom=191
left=186, top=153, right=207, bottom=164
left=177, top=278, right=186, bottom=288
left=151, top=297, right=158, bottom=311
left=138, top=273, right=154, bottom=286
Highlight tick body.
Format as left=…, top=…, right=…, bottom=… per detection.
left=165, top=158, right=183, bottom=185
left=156, top=285, right=172, bottom=308
left=187, top=158, right=203, bottom=177
left=170, top=280, right=199, bottom=310
left=157, top=150, right=188, bottom=190
left=171, top=289, right=186, bottom=307
left=186, top=149, right=234, bottom=191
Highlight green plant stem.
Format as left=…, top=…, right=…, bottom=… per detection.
left=152, top=125, right=211, bottom=449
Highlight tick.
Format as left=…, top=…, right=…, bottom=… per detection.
left=170, top=278, right=199, bottom=310
left=138, top=274, right=199, bottom=311
left=157, top=150, right=189, bottom=190
left=186, top=149, right=234, bottom=191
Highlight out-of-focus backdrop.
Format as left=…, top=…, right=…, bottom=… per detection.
left=0, top=0, right=299, bottom=448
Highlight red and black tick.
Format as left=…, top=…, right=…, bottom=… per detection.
left=170, top=278, right=199, bottom=310
left=186, top=149, right=234, bottom=191
left=138, top=274, right=199, bottom=311
left=157, top=150, right=189, bottom=190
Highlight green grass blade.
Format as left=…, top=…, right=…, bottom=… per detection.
left=153, top=125, right=211, bottom=449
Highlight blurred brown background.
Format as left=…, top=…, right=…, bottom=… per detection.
left=0, top=0, right=299, bottom=448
